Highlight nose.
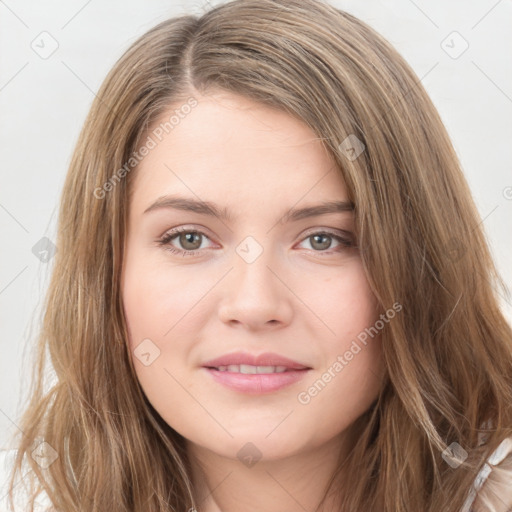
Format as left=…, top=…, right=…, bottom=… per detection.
left=217, top=240, right=294, bottom=331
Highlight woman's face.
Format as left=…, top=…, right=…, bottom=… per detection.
left=121, top=89, right=385, bottom=462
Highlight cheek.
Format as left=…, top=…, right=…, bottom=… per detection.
left=121, top=248, right=203, bottom=423
left=307, top=258, right=379, bottom=343
left=122, top=249, right=207, bottom=348
left=296, top=260, right=384, bottom=418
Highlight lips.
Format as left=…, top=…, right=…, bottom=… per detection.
left=202, top=351, right=311, bottom=371
left=201, top=352, right=312, bottom=393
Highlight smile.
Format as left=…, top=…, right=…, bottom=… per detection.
left=211, top=364, right=290, bottom=373
left=203, top=366, right=311, bottom=394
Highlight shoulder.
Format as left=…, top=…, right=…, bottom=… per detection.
left=461, top=437, right=512, bottom=512
left=0, top=448, right=53, bottom=512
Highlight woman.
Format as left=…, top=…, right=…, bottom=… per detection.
left=4, top=0, right=512, bottom=510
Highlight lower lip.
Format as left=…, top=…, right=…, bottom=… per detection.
left=203, top=367, right=311, bottom=394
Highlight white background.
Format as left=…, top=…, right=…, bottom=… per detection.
left=0, top=0, right=511, bottom=450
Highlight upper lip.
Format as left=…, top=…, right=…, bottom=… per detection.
left=202, top=351, right=311, bottom=370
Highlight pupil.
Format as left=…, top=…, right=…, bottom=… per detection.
left=181, top=232, right=201, bottom=250
left=312, top=234, right=331, bottom=250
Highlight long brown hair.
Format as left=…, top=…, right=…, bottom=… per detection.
left=6, top=0, right=512, bottom=510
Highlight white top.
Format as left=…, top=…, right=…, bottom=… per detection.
left=460, top=436, right=512, bottom=512
left=1, top=438, right=511, bottom=511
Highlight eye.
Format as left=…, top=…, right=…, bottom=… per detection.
left=157, top=227, right=355, bottom=258
left=157, top=227, right=214, bottom=257
left=297, top=230, right=355, bottom=255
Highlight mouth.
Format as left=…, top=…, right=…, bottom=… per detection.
left=204, top=364, right=308, bottom=374
left=202, top=364, right=311, bottom=394
left=200, top=352, right=312, bottom=393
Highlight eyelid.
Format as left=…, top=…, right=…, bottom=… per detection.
left=300, top=226, right=354, bottom=240
left=158, top=224, right=214, bottom=239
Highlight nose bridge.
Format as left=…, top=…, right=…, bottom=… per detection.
left=235, top=234, right=267, bottom=266
left=232, top=234, right=278, bottom=293
left=217, top=234, right=293, bottom=327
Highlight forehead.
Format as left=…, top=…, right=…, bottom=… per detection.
left=130, top=91, right=348, bottom=211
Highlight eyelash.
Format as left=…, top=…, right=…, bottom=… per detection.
left=157, top=226, right=355, bottom=258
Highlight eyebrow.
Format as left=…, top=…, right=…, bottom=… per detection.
left=143, top=195, right=354, bottom=223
